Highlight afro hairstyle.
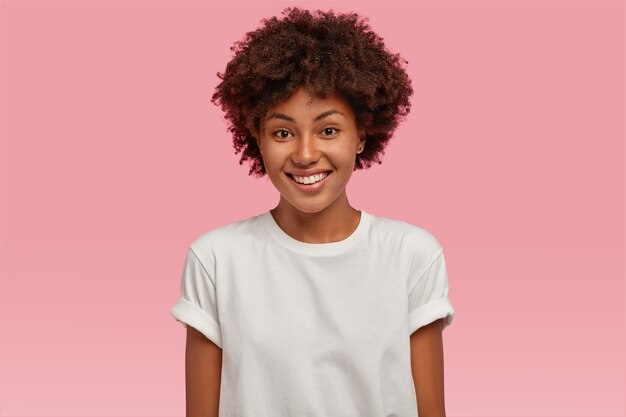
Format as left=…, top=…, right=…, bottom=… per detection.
left=211, top=7, right=413, bottom=177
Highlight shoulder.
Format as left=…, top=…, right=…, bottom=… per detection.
left=188, top=212, right=262, bottom=265
left=368, top=211, right=444, bottom=263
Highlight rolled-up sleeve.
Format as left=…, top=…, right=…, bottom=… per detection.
left=408, top=250, right=455, bottom=335
left=170, top=247, right=222, bottom=348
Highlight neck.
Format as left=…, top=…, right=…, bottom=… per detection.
left=270, top=193, right=361, bottom=244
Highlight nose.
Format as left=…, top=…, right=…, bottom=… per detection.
left=291, top=133, right=320, bottom=166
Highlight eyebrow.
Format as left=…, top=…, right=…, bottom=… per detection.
left=266, top=109, right=345, bottom=123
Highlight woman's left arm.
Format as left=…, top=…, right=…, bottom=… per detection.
left=410, top=318, right=447, bottom=417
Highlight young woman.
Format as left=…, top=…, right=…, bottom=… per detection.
left=170, top=7, right=455, bottom=417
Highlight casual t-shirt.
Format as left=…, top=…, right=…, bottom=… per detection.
left=170, top=208, right=455, bottom=417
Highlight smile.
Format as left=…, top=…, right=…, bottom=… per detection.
left=286, top=171, right=332, bottom=192
left=291, top=172, right=330, bottom=184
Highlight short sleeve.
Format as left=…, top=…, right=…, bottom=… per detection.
left=408, top=250, right=455, bottom=335
left=170, top=247, right=223, bottom=348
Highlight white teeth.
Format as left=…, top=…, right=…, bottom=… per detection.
left=292, top=172, right=329, bottom=184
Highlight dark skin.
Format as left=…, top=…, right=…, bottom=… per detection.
left=184, top=87, right=446, bottom=416
left=185, top=316, right=447, bottom=417
left=410, top=318, right=447, bottom=417
left=185, top=326, right=222, bottom=417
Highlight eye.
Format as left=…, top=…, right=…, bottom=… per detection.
left=321, top=127, right=339, bottom=137
left=273, top=129, right=293, bottom=140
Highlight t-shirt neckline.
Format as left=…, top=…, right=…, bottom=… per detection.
left=258, top=208, right=371, bottom=256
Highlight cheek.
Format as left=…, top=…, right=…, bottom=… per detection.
left=332, top=149, right=359, bottom=167
left=326, top=139, right=358, bottom=158
left=262, top=150, right=286, bottom=171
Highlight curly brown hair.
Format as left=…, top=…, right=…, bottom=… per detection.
left=211, top=7, right=413, bottom=178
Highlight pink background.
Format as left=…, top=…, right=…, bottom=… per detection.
left=1, top=1, right=624, bottom=416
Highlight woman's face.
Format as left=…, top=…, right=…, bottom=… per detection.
left=256, top=85, right=365, bottom=215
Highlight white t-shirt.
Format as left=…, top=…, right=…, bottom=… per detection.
left=170, top=209, right=455, bottom=417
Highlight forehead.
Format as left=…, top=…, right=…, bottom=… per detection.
left=264, top=86, right=353, bottom=121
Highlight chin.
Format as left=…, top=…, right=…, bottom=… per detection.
left=287, top=202, right=327, bottom=214
left=283, top=194, right=340, bottom=215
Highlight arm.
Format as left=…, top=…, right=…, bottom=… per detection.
left=185, top=325, right=222, bottom=417
left=410, top=318, right=446, bottom=417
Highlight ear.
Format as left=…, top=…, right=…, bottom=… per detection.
left=248, top=119, right=263, bottom=153
left=357, top=128, right=366, bottom=148
left=256, top=137, right=263, bottom=154
left=248, top=123, right=262, bottom=153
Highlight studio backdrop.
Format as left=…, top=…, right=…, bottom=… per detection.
left=1, top=1, right=624, bottom=416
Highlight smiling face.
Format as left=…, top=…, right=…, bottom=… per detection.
left=256, top=85, right=365, bottom=217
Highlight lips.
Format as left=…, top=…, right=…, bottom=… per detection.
left=286, top=170, right=332, bottom=177
left=287, top=171, right=330, bottom=183
left=285, top=170, right=331, bottom=181
left=286, top=171, right=332, bottom=191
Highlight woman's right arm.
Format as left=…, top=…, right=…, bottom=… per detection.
left=185, top=325, right=222, bottom=417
